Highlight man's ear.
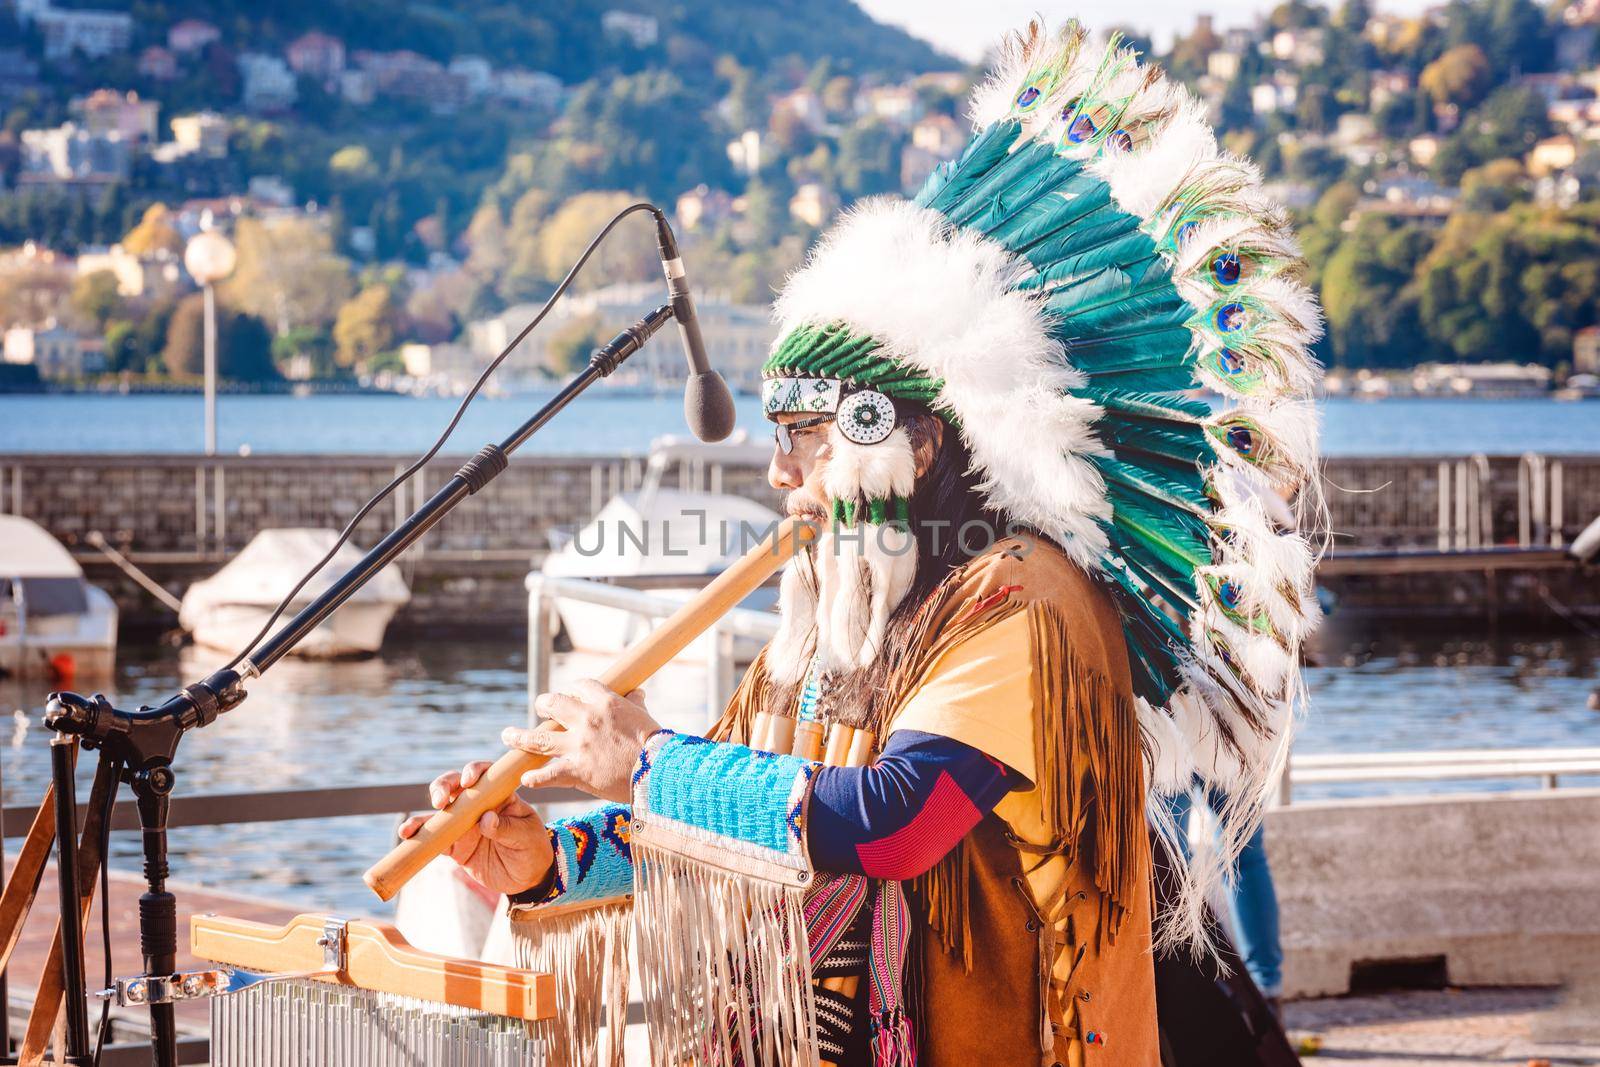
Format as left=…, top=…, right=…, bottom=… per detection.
left=911, top=415, right=944, bottom=479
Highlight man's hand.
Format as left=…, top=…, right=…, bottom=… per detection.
left=397, top=761, right=554, bottom=897
left=503, top=679, right=661, bottom=804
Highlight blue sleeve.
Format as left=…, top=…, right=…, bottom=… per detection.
left=508, top=803, right=634, bottom=909
left=806, top=729, right=1021, bottom=879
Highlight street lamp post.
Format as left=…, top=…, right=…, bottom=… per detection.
left=184, top=229, right=237, bottom=456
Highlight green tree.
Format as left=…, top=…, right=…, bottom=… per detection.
left=1432, top=86, right=1553, bottom=183
left=68, top=270, right=122, bottom=333
left=1419, top=44, right=1491, bottom=110
left=121, top=204, right=183, bottom=258
left=1320, top=217, right=1435, bottom=367
left=272, top=326, right=338, bottom=378
left=534, top=191, right=660, bottom=294
left=543, top=312, right=603, bottom=375
left=220, top=216, right=354, bottom=336
left=1460, top=159, right=1530, bottom=212
left=333, top=284, right=401, bottom=369
left=161, top=294, right=278, bottom=381
left=834, top=119, right=904, bottom=199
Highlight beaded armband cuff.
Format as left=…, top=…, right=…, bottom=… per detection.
left=630, top=731, right=819, bottom=888
left=510, top=804, right=634, bottom=910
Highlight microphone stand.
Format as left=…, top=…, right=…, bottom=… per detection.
left=40, top=303, right=677, bottom=1067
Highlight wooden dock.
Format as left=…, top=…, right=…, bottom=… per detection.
left=3, top=859, right=321, bottom=1045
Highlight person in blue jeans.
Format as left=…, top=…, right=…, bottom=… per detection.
left=1166, top=783, right=1284, bottom=1008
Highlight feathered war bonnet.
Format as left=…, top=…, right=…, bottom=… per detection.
left=763, top=20, right=1326, bottom=947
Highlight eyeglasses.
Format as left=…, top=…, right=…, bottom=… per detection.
left=772, top=414, right=833, bottom=455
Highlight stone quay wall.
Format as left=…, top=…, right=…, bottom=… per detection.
left=3, top=451, right=1598, bottom=629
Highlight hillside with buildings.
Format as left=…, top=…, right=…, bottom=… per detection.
left=1, top=0, right=1599, bottom=399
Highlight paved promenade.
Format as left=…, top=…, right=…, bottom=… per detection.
left=1287, top=986, right=1600, bottom=1066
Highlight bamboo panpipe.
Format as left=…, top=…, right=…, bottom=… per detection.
left=749, top=711, right=774, bottom=750
left=765, top=713, right=797, bottom=755
left=364, top=518, right=814, bottom=902
left=791, top=719, right=826, bottom=761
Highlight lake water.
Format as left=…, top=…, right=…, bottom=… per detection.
left=0, top=628, right=1595, bottom=916
left=1, top=392, right=1597, bottom=456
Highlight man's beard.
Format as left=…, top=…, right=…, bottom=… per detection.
left=768, top=428, right=921, bottom=684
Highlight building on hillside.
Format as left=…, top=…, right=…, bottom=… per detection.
left=338, top=70, right=375, bottom=106
left=75, top=244, right=186, bottom=299
left=31, top=4, right=133, bottom=60
left=1351, top=172, right=1458, bottom=226
left=353, top=50, right=467, bottom=110
left=675, top=185, right=735, bottom=232
left=1535, top=170, right=1585, bottom=208
left=1574, top=326, right=1600, bottom=375
left=1207, top=50, right=1242, bottom=81
left=1252, top=73, right=1299, bottom=115
left=912, top=113, right=964, bottom=156
left=238, top=53, right=298, bottom=112
left=138, top=46, right=177, bottom=81
left=726, top=129, right=762, bottom=177
left=1527, top=134, right=1579, bottom=176
left=449, top=56, right=493, bottom=97
left=1547, top=93, right=1600, bottom=133
left=18, top=124, right=129, bottom=185
left=286, top=32, right=346, bottom=81
left=601, top=11, right=659, bottom=47
left=1270, top=27, right=1325, bottom=65
left=861, top=84, right=921, bottom=127
left=1517, top=72, right=1578, bottom=105
left=169, top=112, right=229, bottom=158
left=167, top=18, right=220, bottom=55
left=1409, top=134, right=1441, bottom=167
left=492, top=69, right=563, bottom=108
left=467, top=283, right=777, bottom=390
left=1411, top=362, right=1552, bottom=398
left=70, top=89, right=159, bottom=143
left=900, top=114, right=966, bottom=192
left=1370, top=70, right=1413, bottom=109
left=789, top=182, right=837, bottom=229
left=772, top=89, right=827, bottom=133
left=3, top=324, right=105, bottom=379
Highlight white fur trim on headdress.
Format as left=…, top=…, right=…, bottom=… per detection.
left=773, top=199, right=1110, bottom=569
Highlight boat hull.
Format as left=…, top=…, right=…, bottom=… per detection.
left=187, top=600, right=402, bottom=659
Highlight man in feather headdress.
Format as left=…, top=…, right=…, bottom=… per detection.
left=405, top=20, right=1322, bottom=1067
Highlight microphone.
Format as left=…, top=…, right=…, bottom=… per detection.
left=655, top=213, right=736, bottom=442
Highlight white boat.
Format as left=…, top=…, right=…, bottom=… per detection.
left=541, top=434, right=782, bottom=658
left=0, top=515, right=118, bottom=682
left=180, top=528, right=410, bottom=659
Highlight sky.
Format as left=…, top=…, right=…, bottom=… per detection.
left=856, top=0, right=1434, bottom=62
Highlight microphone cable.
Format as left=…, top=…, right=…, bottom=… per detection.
left=220, top=201, right=665, bottom=673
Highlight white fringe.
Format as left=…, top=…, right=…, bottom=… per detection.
left=632, top=845, right=819, bottom=1067
left=509, top=900, right=632, bottom=1067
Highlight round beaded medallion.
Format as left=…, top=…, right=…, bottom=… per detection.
left=836, top=389, right=897, bottom=445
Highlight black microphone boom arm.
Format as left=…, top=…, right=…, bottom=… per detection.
left=41, top=301, right=675, bottom=1067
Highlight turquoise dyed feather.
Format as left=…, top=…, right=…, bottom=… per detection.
left=1092, top=455, right=1213, bottom=514
left=913, top=120, right=1021, bottom=210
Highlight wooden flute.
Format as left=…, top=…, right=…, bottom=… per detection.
left=363, top=517, right=814, bottom=902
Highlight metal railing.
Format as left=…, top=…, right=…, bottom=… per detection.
left=525, top=571, right=780, bottom=723
left=528, top=574, right=1600, bottom=805
left=1279, top=746, right=1600, bottom=803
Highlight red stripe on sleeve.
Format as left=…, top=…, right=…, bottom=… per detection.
left=853, top=771, right=983, bottom=879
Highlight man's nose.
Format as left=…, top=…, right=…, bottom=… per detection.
left=769, top=446, right=800, bottom=491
